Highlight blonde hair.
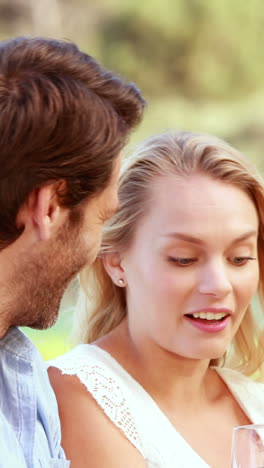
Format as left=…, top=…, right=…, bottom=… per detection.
left=74, top=131, right=264, bottom=376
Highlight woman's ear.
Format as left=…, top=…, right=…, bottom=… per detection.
left=103, top=251, right=126, bottom=287
left=16, top=180, right=68, bottom=241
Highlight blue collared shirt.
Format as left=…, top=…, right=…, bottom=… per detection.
left=0, top=327, right=70, bottom=468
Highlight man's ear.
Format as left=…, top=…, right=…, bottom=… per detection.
left=16, top=181, right=68, bottom=241
left=103, top=251, right=125, bottom=284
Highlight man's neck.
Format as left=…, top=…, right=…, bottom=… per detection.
left=0, top=285, right=12, bottom=338
left=0, top=244, right=20, bottom=338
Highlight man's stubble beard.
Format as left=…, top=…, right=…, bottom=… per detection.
left=9, top=209, right=91, bottom=330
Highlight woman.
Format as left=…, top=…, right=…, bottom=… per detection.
left=49, top=131, right=264, bottom=468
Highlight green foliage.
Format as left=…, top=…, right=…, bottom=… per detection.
left=0, top=0, right=263, bottom=100
left=95, top=0, right=264, bottom=99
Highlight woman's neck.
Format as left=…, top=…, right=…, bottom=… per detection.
left=95, top=319, right=221, bottom=412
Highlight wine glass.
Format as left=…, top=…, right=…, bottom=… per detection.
left=232, top=424, right=264, bottom=468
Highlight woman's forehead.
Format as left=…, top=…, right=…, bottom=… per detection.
left=135, top=173, right=259, bottom=239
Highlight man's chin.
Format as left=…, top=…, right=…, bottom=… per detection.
left=24, top=303, right=61, bottom=330
left=29, top=315, right=59, bottom=330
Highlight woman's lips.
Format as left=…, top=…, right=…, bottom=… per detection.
left=184, top=308, right=231, bottom=333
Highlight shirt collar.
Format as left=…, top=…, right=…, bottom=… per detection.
left=0, top=326, right=37, bottom=361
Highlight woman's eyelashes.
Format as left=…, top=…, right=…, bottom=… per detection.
left=229, top=256, right=257, bottom=266
left=167, top=255, right=257, bottom=267
left=167, top=257, right=197, bottom=267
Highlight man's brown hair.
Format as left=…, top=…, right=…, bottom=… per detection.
left=0, top=36, right=145, bottom=247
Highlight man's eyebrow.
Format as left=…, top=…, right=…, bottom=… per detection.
left=163, top=230, right=258, bottom=245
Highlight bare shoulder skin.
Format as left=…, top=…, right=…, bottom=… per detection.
left=48, top=367, right=146, bottom=468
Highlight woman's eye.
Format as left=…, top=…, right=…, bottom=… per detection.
left=168, top=257, right=197, bottom=266
left=230, top=256, right=256, bottom=266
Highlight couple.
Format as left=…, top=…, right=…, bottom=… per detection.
left=1, top=36, right=264, bottom=468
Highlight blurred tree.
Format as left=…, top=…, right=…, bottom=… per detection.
left=0, top=0, right=29, bottom=37
left=96, top=0, right=264, bottom=99
left=0, top=0, right=263, bottom=100
left=30, top=0, right=62, bottom=36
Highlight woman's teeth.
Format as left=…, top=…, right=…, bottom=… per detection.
left=191, top=312, right=228, bottom=320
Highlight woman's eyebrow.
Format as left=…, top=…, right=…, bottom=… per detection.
left=163, top=232, right=204, bottom=245
left=229, top=230, right=258, bottom=245
left=162, top=230, right=258, bottom=245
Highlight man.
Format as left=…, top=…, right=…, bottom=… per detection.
left=0, top=36, right=145, bottom=467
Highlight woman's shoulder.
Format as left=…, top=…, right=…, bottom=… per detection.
left=48, top=343, right=141, bottom=422
left=215, top=366, right=264, bottom=424
left=48, top=343, right=135, bottom=386
left=215, top=366, right=264, bottom=389
left=215, top=366, right=264, bottom=412
left=48, top=343, right=130, bottom=395
left=48, top=344, right=145, bottom=459
left=47, top=344, right=106, bottom=409
left=48, top=343, right=104, bottom=372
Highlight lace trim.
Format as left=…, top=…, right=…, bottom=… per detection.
left=50, top=354, right=264, bottom=468
left=54, top=356, right=143, bottom=455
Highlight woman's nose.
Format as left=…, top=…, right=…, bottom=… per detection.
left=198, top=259, right=232, bottom=298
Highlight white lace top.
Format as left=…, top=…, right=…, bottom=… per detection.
left=49, top=344, right=264, bottom=468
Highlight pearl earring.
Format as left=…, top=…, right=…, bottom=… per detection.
left=117, top=278, right=125, bottom=287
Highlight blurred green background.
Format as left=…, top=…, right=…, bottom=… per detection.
left=2, top=0, right=263, bottom=359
